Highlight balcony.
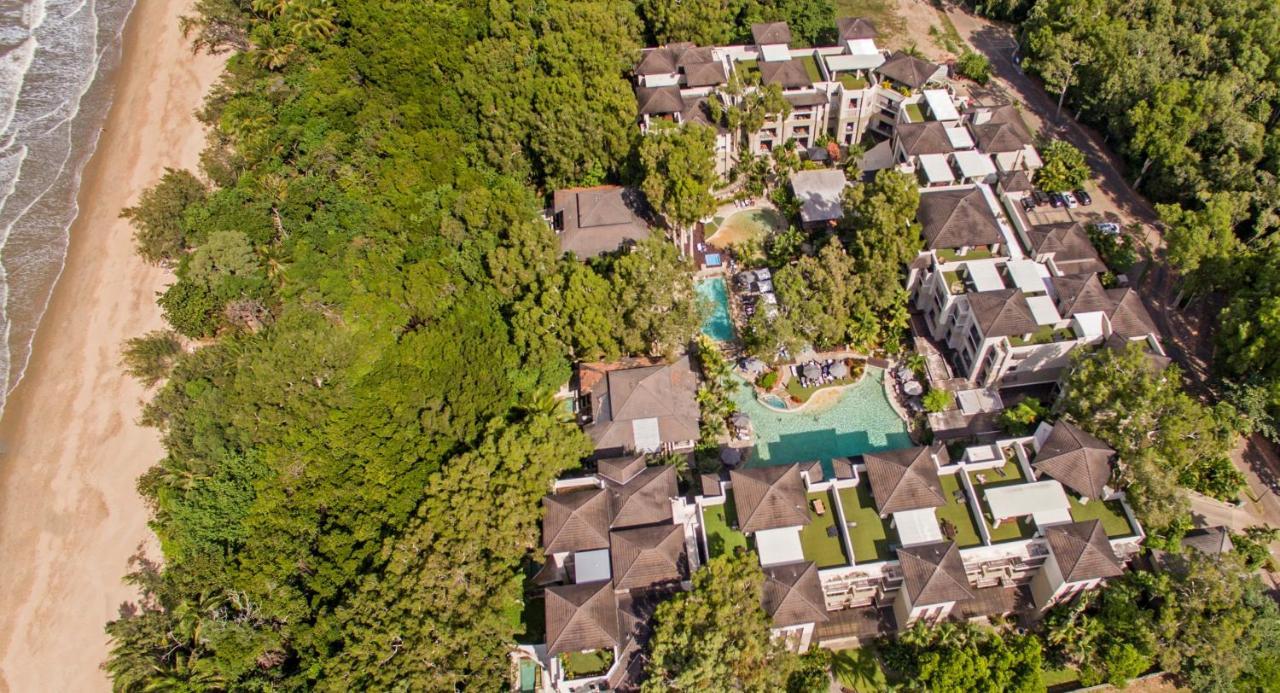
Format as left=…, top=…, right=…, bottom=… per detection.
left=838, top=73, right=868, bottom=90
left=936, top=247, right=996, bottom=263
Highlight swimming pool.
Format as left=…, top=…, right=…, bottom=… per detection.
left=696, top=277, right=735, bottom=342
left=731, top=367, right=911, bottom=472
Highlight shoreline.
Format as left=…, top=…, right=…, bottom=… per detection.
left=0, top=1, right=224, bottom=690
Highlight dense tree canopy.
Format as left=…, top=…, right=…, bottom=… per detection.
left=880, top=622, right=1044, bottom=693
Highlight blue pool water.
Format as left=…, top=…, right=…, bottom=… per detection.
left=732, top=367, right=911, bottom=472
left=696, top=277, right=735, bottom=341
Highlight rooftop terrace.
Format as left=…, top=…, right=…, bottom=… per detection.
left=800, top=490, right=849, bottom=568
left=1067, top=495, right=1136, bottom=538
left=703, top=491, right=749, bottom=558
left=937, top=473, right=982, bottom=548
left=798, top=53, right=822, bottom=83
left=837, top=483, right=899, bottom=563
left=969, top=460, right=1038, bottom=543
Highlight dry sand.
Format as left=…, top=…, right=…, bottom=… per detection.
left=0, top=1, right=224, bottom=690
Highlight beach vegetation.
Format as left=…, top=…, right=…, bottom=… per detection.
left=120, top=167, right=207, bottom=266
left=121, top=330, right=184, bottom=387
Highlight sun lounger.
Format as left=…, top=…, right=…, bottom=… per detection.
left=812, top=498, right=826, bottom=515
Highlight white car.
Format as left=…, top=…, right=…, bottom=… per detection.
left=1061, top=191, right=1079, bottom=209
left=1093, top=222, right=1122, bottom=235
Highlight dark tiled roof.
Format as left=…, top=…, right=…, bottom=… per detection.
left=1032, top=420, right=1114, bottom=499
left=608, top=465, right=677, bottom=529
left=998, top=170, right=1034, bottom=193
left=863, top=445, right=947, bottom=514
left=1106, top=288, right=1158, bottom=338
left=683, top=60, right=727, bottom=87
left=1054, top=273, right=1113, bottom=317
left=917, top=187, right=1002, bottom=249
left=1182, top=526, right=1234, bottom=555
left=837, top=17, right=878, bottom=41
left=895, top=121, right=954, bottom=156
left=897, top=541, right=973, bottom=605
left=553, top=186, right=652, bottom=258
left=1044, top=520, right=1123, bottom=583
left=752, top=21, right=792, bottom=45
left=833, top=458, right=856, bottom=480
left=636, top=85, right=684, bottom=115
left=785, top=91, right=828, bottom=107
left=730, top=464, right=811, bottom=533
left=677, top=45, right=715, bottom=67
left=1028, top=222, right=1105, bottom=274
left=759, top=59, right=813, bottom=89
left=543, top=487, right=611, bottom=553
left=878, top=51, right=943, bottom=89
left=700, top=472, right=723, bottom=496
left=798, top=460, right=824, bottom=484
left=583, top=357, right=701, bottom=453
left=635, top=42, right=706, bottom=75
left=967, top=289, right=1038, bottom=338
left=597, top=454, right=647, bottom=485
left=610, top=523, right=687, bottom=590
left=762, top=561, right=829, bottom=627
left=545, top=580, right=621, bottom=655
left=970, top=106, right=1033, bottom=152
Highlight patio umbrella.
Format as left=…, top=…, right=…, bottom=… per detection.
left=803, top=363, right=822, bottom=380
left=720, top=447, right=742, bottom=466
left=757, top=278, right=774, bottom=293
left=730, top=412, right=750, bottom=428
left=903, top=380, right=924, bottom=396
left=829, top=361, right=849, bottom=378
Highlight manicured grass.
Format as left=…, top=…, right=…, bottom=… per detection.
left=1008, top=325, right=1076, bottom=346
left=784, top=371, right=860, bottom=403
left=838, top=72, right=868, bottom=90
left=561, top=649, right=613, bottom=679
left=937, top=473, right=982, bottom=548
left=1043, top=665, right=1081, bottom=689
left=831, top=644, right=894, bottom=691
left=799, top=54, right=823, bottom=82
left=970, top=460, right=1038, bottom=542
left=736, top=58, right=760, bottom=82
left=1069, top=495, right=1135, bottom=538
left=515, top=595, right=544, bottom=644
left=703, top=492, right=749, bottom=558
left=904, top=102, right=925, bottom=123
left=936, top=247, right=995, bottom=262
left=837, top=483, right=898, bottom=563
left=799, top=490, right=849, bottom=568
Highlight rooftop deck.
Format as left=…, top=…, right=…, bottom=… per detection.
left=969, top=460, right=1038, bottom=543
left=1068, top=496, right=1136, bottom=538
left=703, top=492, right=749, bottom=559
left=800, top=490, right=850, bottom=568
left=937, top=473, right=982, bottom=548
left=837, top=483, right=899, bottom=563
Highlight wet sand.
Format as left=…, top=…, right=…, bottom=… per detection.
left=0, top=1, right=223, bottom=690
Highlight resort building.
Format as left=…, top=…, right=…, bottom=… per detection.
left=531, top=458, right=699, bottom=692
left=690, top=426, right=1142, bottom=648
left=550, top=186, right=652, bottom=259
left=573, top=358, right=701, bottom=459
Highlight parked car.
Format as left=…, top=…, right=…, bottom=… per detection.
left=1033, top=190, right=1050, bottom=206
left=1074, top=189, right=1093, bottom=205
left=1061, top=192, right=1079, bottom=209
left=1020, top=196, right=1036, bottom=212
left=1093, top=222, right=1122, bottom=235
left=1048, top=192, right=1066, bottom=208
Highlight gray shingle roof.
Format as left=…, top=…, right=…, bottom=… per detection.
left=553, top=186, right=652, bottom=258
left=683, top=60, right=727, bottom=87
left=1028, top=222, right=1106, bottom=275
left=636, top=85, right=684, bottom=115
left=762, top=561, right=829, bottom=627
left=917, top=187, right=1003, bottom=249
left=543, top=487, right=611, bottom=553
left=1032, top=421, right=1114, bottom=499
left=998, top=170, right=1034, bottom=193
left=896, top=121, right=954, bottom=156
left=607, top=465, right=677, bottom=529
left=877, top=51, right=944, bottom=89
left=1044, top=520, right=1123, bottom=583
left=1181, top=526, right=1234, bottom=555
left=1054, top=273, right=1113, bottom=317
left=730, top=464, right=810, bottom=533
left=1105, top=288, right=1158, bottom=338
left=967, top=289, right=1038, bottom=338
left=863, top=445, right=947, bottom=514
left=897, top=541, right=973, bottom=605
left=759, top=59, right=813, bottom=89
left=545, top=580, right=621, bottom=655
left=752, top=21, right=792, bottom=45
left=597, top=454, right=647, bottom=485
left=609, top=523, right=687, bottom=590
left=584, top=357, right=701, bottom=453
left=837, top=17, right=878, bottom=41
left=970, top=106, right=1033, bottom=152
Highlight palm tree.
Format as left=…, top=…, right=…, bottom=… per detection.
left=284, top=0, right=339, bottom=41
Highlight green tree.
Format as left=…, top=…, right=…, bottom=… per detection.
left=638, top=0, right=739, bottom=45
left=640, top=121, right=719, bottom=237
left=120, top=168, right=207, bottom=266
left=998, top=396, right=1047, bottom=435
left=922, top=388, right=952, bottom=413
left=957, top=51, right=991, bottom=84
left=1034, top=140, right=1090, bottom=192
left=609, top=236, right=700, bottom=357
left=121, top=330, right=184, bottom=387
left=693, top=334, right=739, bottom=441
left=1158, top=192, right=1247, bottom=295
left=642, top=551, right=799, bottom=691
left=881, top=621, right=1043, bottom=693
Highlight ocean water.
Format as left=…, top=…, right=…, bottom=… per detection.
left=0, top=0, right=135, bottom=416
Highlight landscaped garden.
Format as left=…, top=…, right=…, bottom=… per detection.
left=936, top=473, right=982, bottom=548
left=831, top=644, right=896, bottom=691
left=836, top=483, right=898, bottom=563
left=1068, top=495, right=1135, bottom=538
left=969, top=461, right=1038, bottom=543
left=702, top=492, right=749, bottom=558
left=705, top=208, right=786, bottom=249
left=783, top=360, right=865, bottom=403
left=799, top=490, right=849, bottom=568
left=560, top=649, right=613, bottom=679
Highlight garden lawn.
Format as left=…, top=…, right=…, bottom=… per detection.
left=937, top=474, right=982, bottom=547
left=703, top=493, right=749, bottom=558
left=799, top=491, right=848, bottom=568
left=832, top=644, right=894, bottom=692
left=1068, top=496, right=1135, bottom=538
left=837, top=483, right=898, bottom=563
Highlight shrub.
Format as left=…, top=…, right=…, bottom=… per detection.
left=758, top=371, right=778, bottom=389
left=998, top=397, right=1048, bottom=435
left=957, top=51, right=991, bottom=84
left=922, top=388, right=952, bottom=413
left=121, top=331, right=183, bottom=387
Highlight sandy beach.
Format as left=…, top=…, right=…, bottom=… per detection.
left=0, top=1, right=223, bottom=690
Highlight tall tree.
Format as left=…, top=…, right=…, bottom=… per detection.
left=640, top=121, right=720, bottom=249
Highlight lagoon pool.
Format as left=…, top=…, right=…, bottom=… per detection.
left=732, top=367, right=911, bottom=473
left=696, top=277, right=735, bottom=342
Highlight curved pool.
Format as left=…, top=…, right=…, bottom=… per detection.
left=731, top=367, right=911, bottom=471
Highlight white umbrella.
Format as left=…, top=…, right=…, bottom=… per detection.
left=830, top=361, right=849, bottom=378
left=904, top=381, right=924, bottom=396
left=803, top=363, right=822, bottom=380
